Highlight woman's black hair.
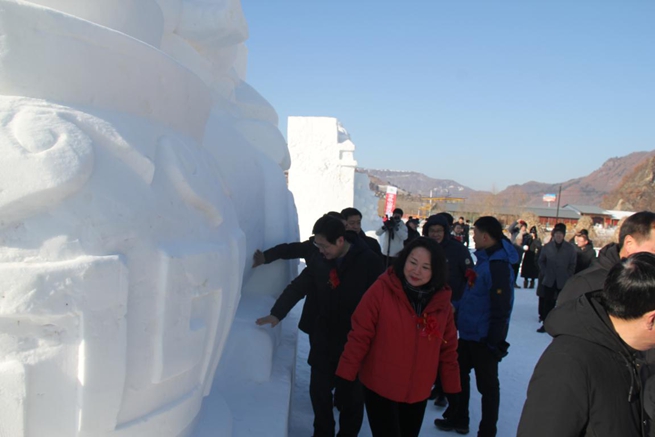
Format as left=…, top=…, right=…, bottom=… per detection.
left=393, top=237, right=448, bottom=290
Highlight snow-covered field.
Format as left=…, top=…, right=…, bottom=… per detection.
left=288, top=271, right=552, bottom=436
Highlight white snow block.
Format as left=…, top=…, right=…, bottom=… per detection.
left=288, top=116, right=379, bottom=240
left=0, top=256, right=128, bottom=436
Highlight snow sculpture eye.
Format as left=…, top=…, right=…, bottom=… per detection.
left=0, top=101, right=94, bottom=226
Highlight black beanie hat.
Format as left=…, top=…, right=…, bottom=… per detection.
left=552, top=223, right=567, bottom=235
left=422, top=214, right=450, bottom=237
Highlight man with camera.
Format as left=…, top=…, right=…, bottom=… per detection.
left=375, top=208, right=408, bottom=266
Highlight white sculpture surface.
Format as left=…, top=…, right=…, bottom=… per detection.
left=288, top=116, right=379, bottom=240
left=0, top=1, right=297, bottom=436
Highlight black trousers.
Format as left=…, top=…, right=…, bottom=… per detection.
left=310, top=366, right=364, bottom=437
left=538, top=286, right=560, bottom=322
left=364, top=386, right=428, bottom=437
left=512, top=263, right=520, bottom=283
left=445, top=340, right=500, bottom=437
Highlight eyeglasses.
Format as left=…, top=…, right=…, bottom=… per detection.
left=313, top=241, right=331, bottom=250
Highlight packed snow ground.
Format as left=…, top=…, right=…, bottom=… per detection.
left=288, top=258, right=553, bottom=436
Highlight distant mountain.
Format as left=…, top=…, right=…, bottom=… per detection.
left=358, top=168, right=478, bottom=199
left=360, top=150, right=655, bottom=209
left=491, top=151, right=655, bottom=207
left=601, top=155, right=655, bottom=211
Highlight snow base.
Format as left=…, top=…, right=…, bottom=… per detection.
left=193, top=298, right=299, bottom=437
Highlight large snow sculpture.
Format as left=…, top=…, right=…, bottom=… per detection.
left=0, top=1, right=297, bottom=436
left=288, top=116, right=379, bottom=239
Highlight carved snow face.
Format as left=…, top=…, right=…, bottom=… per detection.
left=0, top=97, right=244, bottom=436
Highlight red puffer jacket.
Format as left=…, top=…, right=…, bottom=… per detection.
left=336, top=268, right=460, bottom=403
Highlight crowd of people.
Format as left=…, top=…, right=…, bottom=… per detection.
left=253, top=207, right=655, bottom=437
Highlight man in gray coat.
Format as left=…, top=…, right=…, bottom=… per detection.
left=536, top=223, right=576, bottom=332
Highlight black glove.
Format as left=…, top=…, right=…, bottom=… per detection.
left=333, top=376, right=354, bottom=411
left=384, top=219, right=396, bottom=230
left=487, top=340, right=510, bottom=362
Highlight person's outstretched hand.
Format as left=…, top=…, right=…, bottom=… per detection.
left=252, top=250, right=265, bottom=268
left=256, top=315, right=280, bottom=327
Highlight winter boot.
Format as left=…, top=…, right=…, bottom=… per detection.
left=434, top=418, right=469, bottom=435
left=523, top=278, right=528, bottom=289
left=529, top=279, right=535, bottom=289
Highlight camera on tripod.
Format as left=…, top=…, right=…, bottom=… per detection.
left=384, top=217, right=398, bottom=231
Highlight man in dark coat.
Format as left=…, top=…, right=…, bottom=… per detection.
left=404, top=217, right=421, bottom=246
left=555, top=212, right=655, bottom=437
left=341, top=207, right=382, bottom=256
left=423, top=213, right=474, bottom=406
left=509, top=220, right=527, bottom=288
left=256, top=215, right=384, bottom=437
left=572, top=228, right=596, bottom=273
left=558, top=211, right=655, bottom=304
left=518, top=253, right=655, bottom=437
left=520, top=226, right=541, bottom=289
left=423, top=214, right=474, bottom=304
left=252, top=211, right=345, bottom=335
left=536, top=223, right=576, bottom=332
left=252, top=210, right=346, bottom=267
left=457, top=217, right=470, bottom=247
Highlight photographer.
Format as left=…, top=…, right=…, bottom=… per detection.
left=375, top=208, right=408, bottom=266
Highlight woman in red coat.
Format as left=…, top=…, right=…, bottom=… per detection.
left=336, top=237, right=461, bottom=437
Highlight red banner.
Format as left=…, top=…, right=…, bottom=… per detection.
left=384, top=186, right=398, bottom=217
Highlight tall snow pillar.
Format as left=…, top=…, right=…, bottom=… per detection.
left=288, top=116, right=379, bottom=240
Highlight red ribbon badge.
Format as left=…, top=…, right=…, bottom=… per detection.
left=328, top=268, right=340, bottom=289
left=465, top=268, right=477, bottom=288
left=415, top=313, right=442, bottom=341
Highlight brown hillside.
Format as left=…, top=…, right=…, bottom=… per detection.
left=601, top=156, right=655, bottom=211
left=492, top=151, right=655, bottom=207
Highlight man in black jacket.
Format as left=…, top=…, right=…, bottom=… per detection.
left=404, top=217, right=421, bottom=246
left=457, top=217, right=470, bottom=247
left=558, top=211, right=655, bottom=304
left=423, top=214, right=473, bottom=304
left=572, top=229, right=596, bottom=273
left=256, top=215, right=384, bottom=437
left=518, top=253, right=655, bottom=437
left=536, top=223, right=576, bottom=332
left=251, top=211, right=346, bottom=268
left=340, top=207, right=382, bottom=256
left=251, top=211, right=345, bottom=335
left=422, top=213, right=474, bottom=407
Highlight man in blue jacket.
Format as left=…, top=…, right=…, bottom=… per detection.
left=436, top=216, right=518, bottom=437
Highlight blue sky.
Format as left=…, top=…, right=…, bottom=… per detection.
left=241, top=0, right=655, bottom=191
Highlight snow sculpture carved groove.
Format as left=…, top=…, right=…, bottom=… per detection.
left=156, top=136, right=226, bottom=227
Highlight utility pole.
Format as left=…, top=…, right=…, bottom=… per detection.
left=555, top=185, right=562, bottom=222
